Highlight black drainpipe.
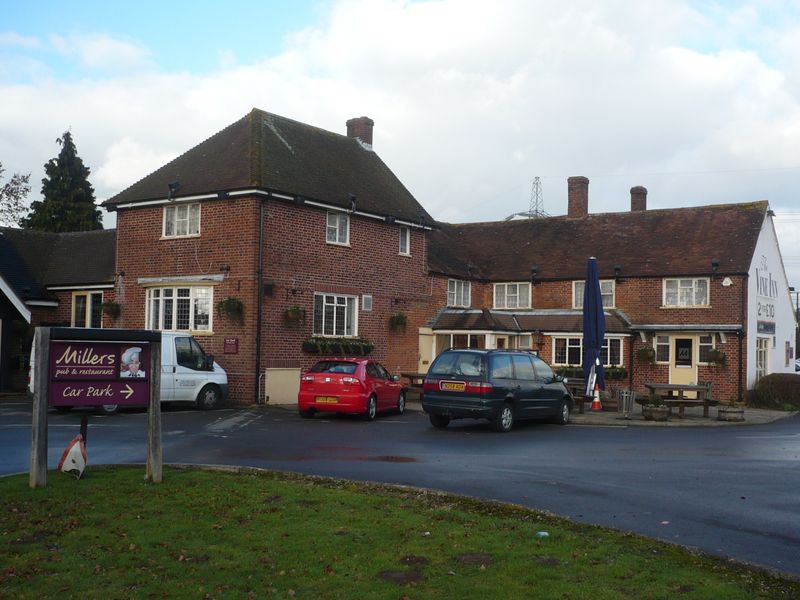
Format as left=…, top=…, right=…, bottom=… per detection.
left=738, top=273, right=747, bottom=402
left=255, top=197, right=265, bottom=404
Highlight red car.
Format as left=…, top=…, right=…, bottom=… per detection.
left=297, top=358, right=406, bottom=420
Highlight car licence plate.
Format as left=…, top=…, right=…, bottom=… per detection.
left=315, top=396, right=338, bottom=404
left=440, top=381, right=465, bottom=391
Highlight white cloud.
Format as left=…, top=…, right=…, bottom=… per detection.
left=49, top=33, right=153, bottom=72
left=0, top=32, right=40, bottom=48
left=2, top=0, right=800, bottom=282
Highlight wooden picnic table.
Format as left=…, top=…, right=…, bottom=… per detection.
left=643, top=382, right=718, bottom=418
left=401, top=372, right=427, bottom=389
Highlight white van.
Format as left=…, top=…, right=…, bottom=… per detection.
left=29, top=330, right=228, bottom=414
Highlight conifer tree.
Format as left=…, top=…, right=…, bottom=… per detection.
left=22, top=131, right=102, bottom=231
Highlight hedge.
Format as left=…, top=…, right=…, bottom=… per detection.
left=750, top=373, right=800, bottom=410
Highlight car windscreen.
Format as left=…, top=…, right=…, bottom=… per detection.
left=430, top=352, right=486, bottom=378
left=310, top=361, right=358, bottom=374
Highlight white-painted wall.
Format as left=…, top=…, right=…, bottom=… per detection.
left=746, top=211, right=797, bottom=388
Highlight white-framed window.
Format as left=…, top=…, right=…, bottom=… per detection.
left=553, top=336, right=622, bottom=366
left=447, top=279, right=471, bottom=307
left=399, top=226, right=410, bottom=256
left=326, top=211, right=349, bottom=245
left=72, top=291, right=103, bottom=328
left=663, top=278, right=709, bottom=307
left=655, top=335, right=670, bottom=363
left=494, top=282, right=531, bottom=309
left=517, top=334, right=533, bottom=349
left=600, top=338, right=623, bottom=366
left=554, top=337, right=582, bottom=365
left=313, top=293, right=357, bottom=336
left=698, top=334, right=714, bottom=363
left=163, top=203, right=200, bottom=237
left=573, top=280, right=615, bottom=309
left=361, top=294, right=373, bottom=312
left=146, top=286, right=212, bottom=332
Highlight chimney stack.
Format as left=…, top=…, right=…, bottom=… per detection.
left=346, top=116, right=374, bottom=147
left=567, top=176, right=589, bottom=218
left=630, top=186, right=647, bottom=211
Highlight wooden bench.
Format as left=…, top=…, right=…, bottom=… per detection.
left=663, top=398, right=718, bottom=418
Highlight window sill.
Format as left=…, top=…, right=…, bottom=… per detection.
left=659, top=305, right=711, bottom=309
left=160, top=233, right=201, bottom=241
left=398, top=252, right=411, bottom=257
left=326, top=241, right=351, bottom=247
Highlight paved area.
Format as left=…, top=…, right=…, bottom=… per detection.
left=3, top=391, right=794, bottom=427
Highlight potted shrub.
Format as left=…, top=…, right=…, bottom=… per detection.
left=641, top=394, right=669, bottom=421
left=389, top=311, right=407, bottom=332
left=217, top=297, right=244, bottom=322
left=717, top=399, right=745, bottom=422
left=283, top=306, right=306, bottom=325
left=708, top=348, right=726, bottom=367
left=637, top=346, right=656, bottom=365
left=101, top=300, right=121, bottom=320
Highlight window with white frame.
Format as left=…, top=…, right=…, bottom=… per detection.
left=553, top=336, right=622, bottom=366
left=573, top=280, right=615, bottom=309
left=494, top=282, right=531, bottom=309
left=313, top=293, right=357, bottom=336
left=447, top=279, right=471, bottom=307
left=399, top=227, right=410, bottom=255
left=655, top=335, right=670, bottom=362
left=146, top=286, right=212, bottom=332
left=72, top=291, right=103, bottom=328
left=600, top=338, right=623, bottom=366
left=663, top=278, right=709, bottom=307
left=163, top=203, right=200, bottom=237
left=698, top=334, right=714, bottom=363
left=326, top=211, right=349, bottom=245
left=554, top=337, right=582, bottom=365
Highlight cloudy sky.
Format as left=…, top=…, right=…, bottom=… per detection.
left=2, top=0, right=800, bottom=289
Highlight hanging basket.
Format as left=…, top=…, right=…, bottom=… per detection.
left=637, top=347, right=656, bottom=364
left=217, top=297, right=244, bottom=322
left=388, top=311, right=407, bottom=332
left=101, top=300, right=121, bottom=319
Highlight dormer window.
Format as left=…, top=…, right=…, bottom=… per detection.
left=573, top=280, right=615, bottom=309
left=494, top=282, right=531, bottom=309
left=163, top=203, right=200, bottom=238
left=663, top=278, right=709, bottom=307
left=326, top=211, right=349, bottom=245
left=448, top=279, right=471, bottom=307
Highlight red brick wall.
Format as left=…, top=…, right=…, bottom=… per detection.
left=114, top=196, right=434, bottom=405
left=427, top=273, right=748, bottom=401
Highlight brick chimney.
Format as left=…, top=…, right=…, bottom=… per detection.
left=346, top=116, right=374, bottom=147
left=567, top=176, right=589, bottom=218
left=631, top=186, right=647, bottom=211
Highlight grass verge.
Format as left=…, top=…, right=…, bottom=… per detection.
left=1, top=466, right=798, bottom=599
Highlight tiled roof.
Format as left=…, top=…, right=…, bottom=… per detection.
left=0, top=228, right=116, bottom=302
left=431, top=309, right=631, bottom=334
left=103, top=109, right=434, bottom=227
left=428, top=202, right=768, bottom=281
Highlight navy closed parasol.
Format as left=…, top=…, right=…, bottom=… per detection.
left=582, top=257, right=606, bottom=395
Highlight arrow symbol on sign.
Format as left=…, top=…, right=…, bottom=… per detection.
left=122, top=384, right=133, bottom=400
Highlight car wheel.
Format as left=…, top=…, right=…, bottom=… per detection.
left=299, top=408, right=314, bottom=419
left=429, top=413, right=450, bottom=429
left=98, top=404, right=119, bottom=415
left=555, top=399, right=570, bottom=425
left=492, top=403, right=514, bottom=433
left=396, top=390, right=406, bottom=415
left=54, top=406, right=73, bottom=414
left=196, top=385, right=220, bottom=410
left=363, top=395, right=377, bottom=421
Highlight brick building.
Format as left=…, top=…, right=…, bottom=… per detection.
left=422, top=177, right=797, bottom=402
left=2, top=111, right=795, bottom=405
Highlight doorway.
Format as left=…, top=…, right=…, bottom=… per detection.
left=670, top=337, right=697, bottom=392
